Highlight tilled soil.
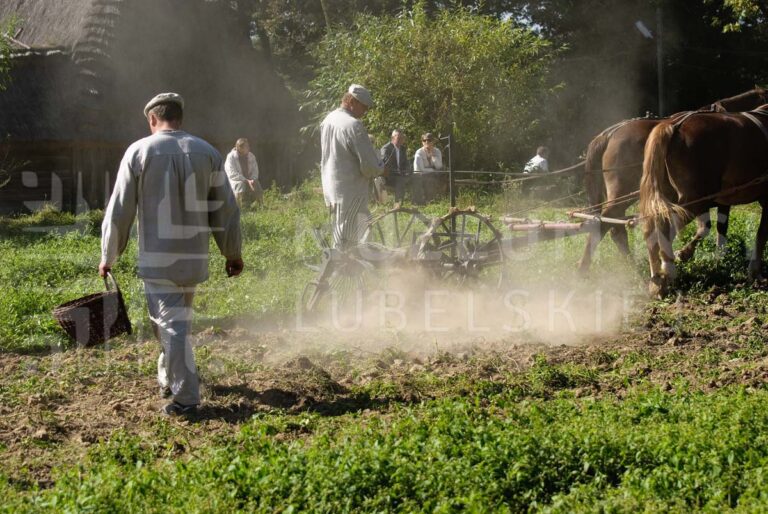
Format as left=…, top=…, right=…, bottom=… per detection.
left=1, top=289, right=767, bottom=488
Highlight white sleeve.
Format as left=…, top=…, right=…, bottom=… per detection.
left=224, top=152, right=247, bottom=183
left=414, top=149, right=426, bottom=172
left=352, top=123, right=383, bottom=179
left=101, top=149, right=139, bottom=266
left=432, top=149, right=443, bottom=170
left=249, top=152, right=259, bottom=181
left=523, top=158, right=534, bottom=173
left=209, top=154, right=242, bottom=259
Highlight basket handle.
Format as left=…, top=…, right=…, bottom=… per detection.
left=104, top=271, right=121, bottom=293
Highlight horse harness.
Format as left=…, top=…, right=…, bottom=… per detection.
left=598, top=113, right=664, bottom=139
left=670, top=107, right=768, bottom=142
left=742, top=109, right=768, bottom=142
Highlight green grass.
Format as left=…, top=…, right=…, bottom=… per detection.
left=5, top=181, right=768, bottom=511
left=4, top=386, right=768, bottom=512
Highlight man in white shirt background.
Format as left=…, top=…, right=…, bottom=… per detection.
left=320, top=84, right=383, bottom=248
left=523, top=146, right=549, bottom=174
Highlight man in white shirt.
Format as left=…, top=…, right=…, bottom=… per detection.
left=523, top=146, right=549, bottom=173
left=100, top=92, right=243, bottom=417
left=413, top=132, right=443, bottom=204
left=224, top=138, right=263, bottom=208
left=320, top=84, right=383, bottom=247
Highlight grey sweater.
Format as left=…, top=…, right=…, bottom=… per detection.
left=320, top=108, right=383, bottom=207
left=101, top=130, right=242, bottom=286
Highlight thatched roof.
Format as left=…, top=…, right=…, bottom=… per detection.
left=0, top=0, right=96, bottom=51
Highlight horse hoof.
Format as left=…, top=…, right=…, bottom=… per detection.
left=575, top=262, right=590, bottom=277
left=648, top=276, right=667, bottom=299
left=674, top=249, right=693, bottom=263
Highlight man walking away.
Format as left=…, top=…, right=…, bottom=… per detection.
left=100, top=92, right=244, bottom=417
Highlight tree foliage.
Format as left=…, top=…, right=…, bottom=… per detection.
left=0, top=16, right=17, bottom=91
left=710, top=0, right=767, bottom=31
left=305, top=4, right=558, bottom=171
left=243, top=1, right=768, bottom=166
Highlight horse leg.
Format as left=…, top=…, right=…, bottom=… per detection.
left=748, top=202, right=768, bottom=281
left=644, top=217, right=666, bottom=297
left=577, top=221, right=611, bottom=275
left=675, top=212, right=710, bottom=262
left=658, top=217, right=678, bottom=284
left=715, top=204, right=730, bottom=252
left=609, top=225, right=631, bottom=259
left=578, top=199, right=634, bottom=274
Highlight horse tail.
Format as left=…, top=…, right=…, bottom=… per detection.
left=584, top=134, right=609, bottom=211
left=639, top=122, right=689, bottom=223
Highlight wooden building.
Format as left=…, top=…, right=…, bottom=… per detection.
left=0, top=0, right=303, bottom=214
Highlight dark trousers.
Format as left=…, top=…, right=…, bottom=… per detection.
left=385, top=174, right=411, bottom=202
left=412, top=173, right=442, bottom=205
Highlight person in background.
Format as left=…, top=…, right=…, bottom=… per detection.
left=380, top=129, right=411, bottom=203
left=371, top=134, right=388, bottom=204
left=224, top=138, right=263, bottom=208
left=320, top=84, right=383, bottom=247
left=413, top=132, right=443, bottom=204
left=523, top=146, right=549, bottom=174
left=100, top=92, right=243, bottom=418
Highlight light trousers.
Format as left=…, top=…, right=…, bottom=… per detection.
left=330, top=196, right=370, bottom=249
left=144, top=280, right=200, bottom=406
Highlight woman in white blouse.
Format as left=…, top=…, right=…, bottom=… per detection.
left=413, top=132, right=443, bottom=204
left=224, top=138, right=263, bottom=208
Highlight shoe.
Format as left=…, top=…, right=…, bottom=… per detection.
left=160, top=386, right=172, bottom=399
left=161, top=401, right=198, bottom=417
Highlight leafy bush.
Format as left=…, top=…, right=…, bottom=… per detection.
left=305, top=2, right=559, bottom=171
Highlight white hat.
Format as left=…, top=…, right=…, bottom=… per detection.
left=348, top=84, right=373, bottom=108
left=143, top=92, right=184, bottom=117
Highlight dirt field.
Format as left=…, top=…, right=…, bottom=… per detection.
left=3, top=283, right=767, bottom=490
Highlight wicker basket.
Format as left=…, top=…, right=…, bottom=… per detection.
left=52, top=272, right=132, bottom=347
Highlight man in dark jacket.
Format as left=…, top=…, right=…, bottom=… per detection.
left=380, top=129, right=411, bottom=202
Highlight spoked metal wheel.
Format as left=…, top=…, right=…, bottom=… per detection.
left=301, top=248, right=373, bottom=315
left=364, top=206, right=434, bottom=256
left=417, top=207, right=506, bottom=288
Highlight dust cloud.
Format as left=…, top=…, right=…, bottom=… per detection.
left=234, top=264, right=643, bottom=364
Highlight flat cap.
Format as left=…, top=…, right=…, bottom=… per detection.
left=143, top=92, right=184, bottom=117
left=348, top=84, right=373, bottom=108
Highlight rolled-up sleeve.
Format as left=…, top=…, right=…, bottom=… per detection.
left=208, top=157, right=242, bottom=259
left=101, top=151, right=139, bottom=266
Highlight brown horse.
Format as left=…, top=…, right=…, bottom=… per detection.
left=578, top=87, right=768, bottom=274
left=639, top=104, right=768, bottom=296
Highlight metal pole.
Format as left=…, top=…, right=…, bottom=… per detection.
left=441, top=133, right=456, bottom=255
left=440, top=134, right=454, bottom=208
left=656, top=6, right=665, bottom=116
